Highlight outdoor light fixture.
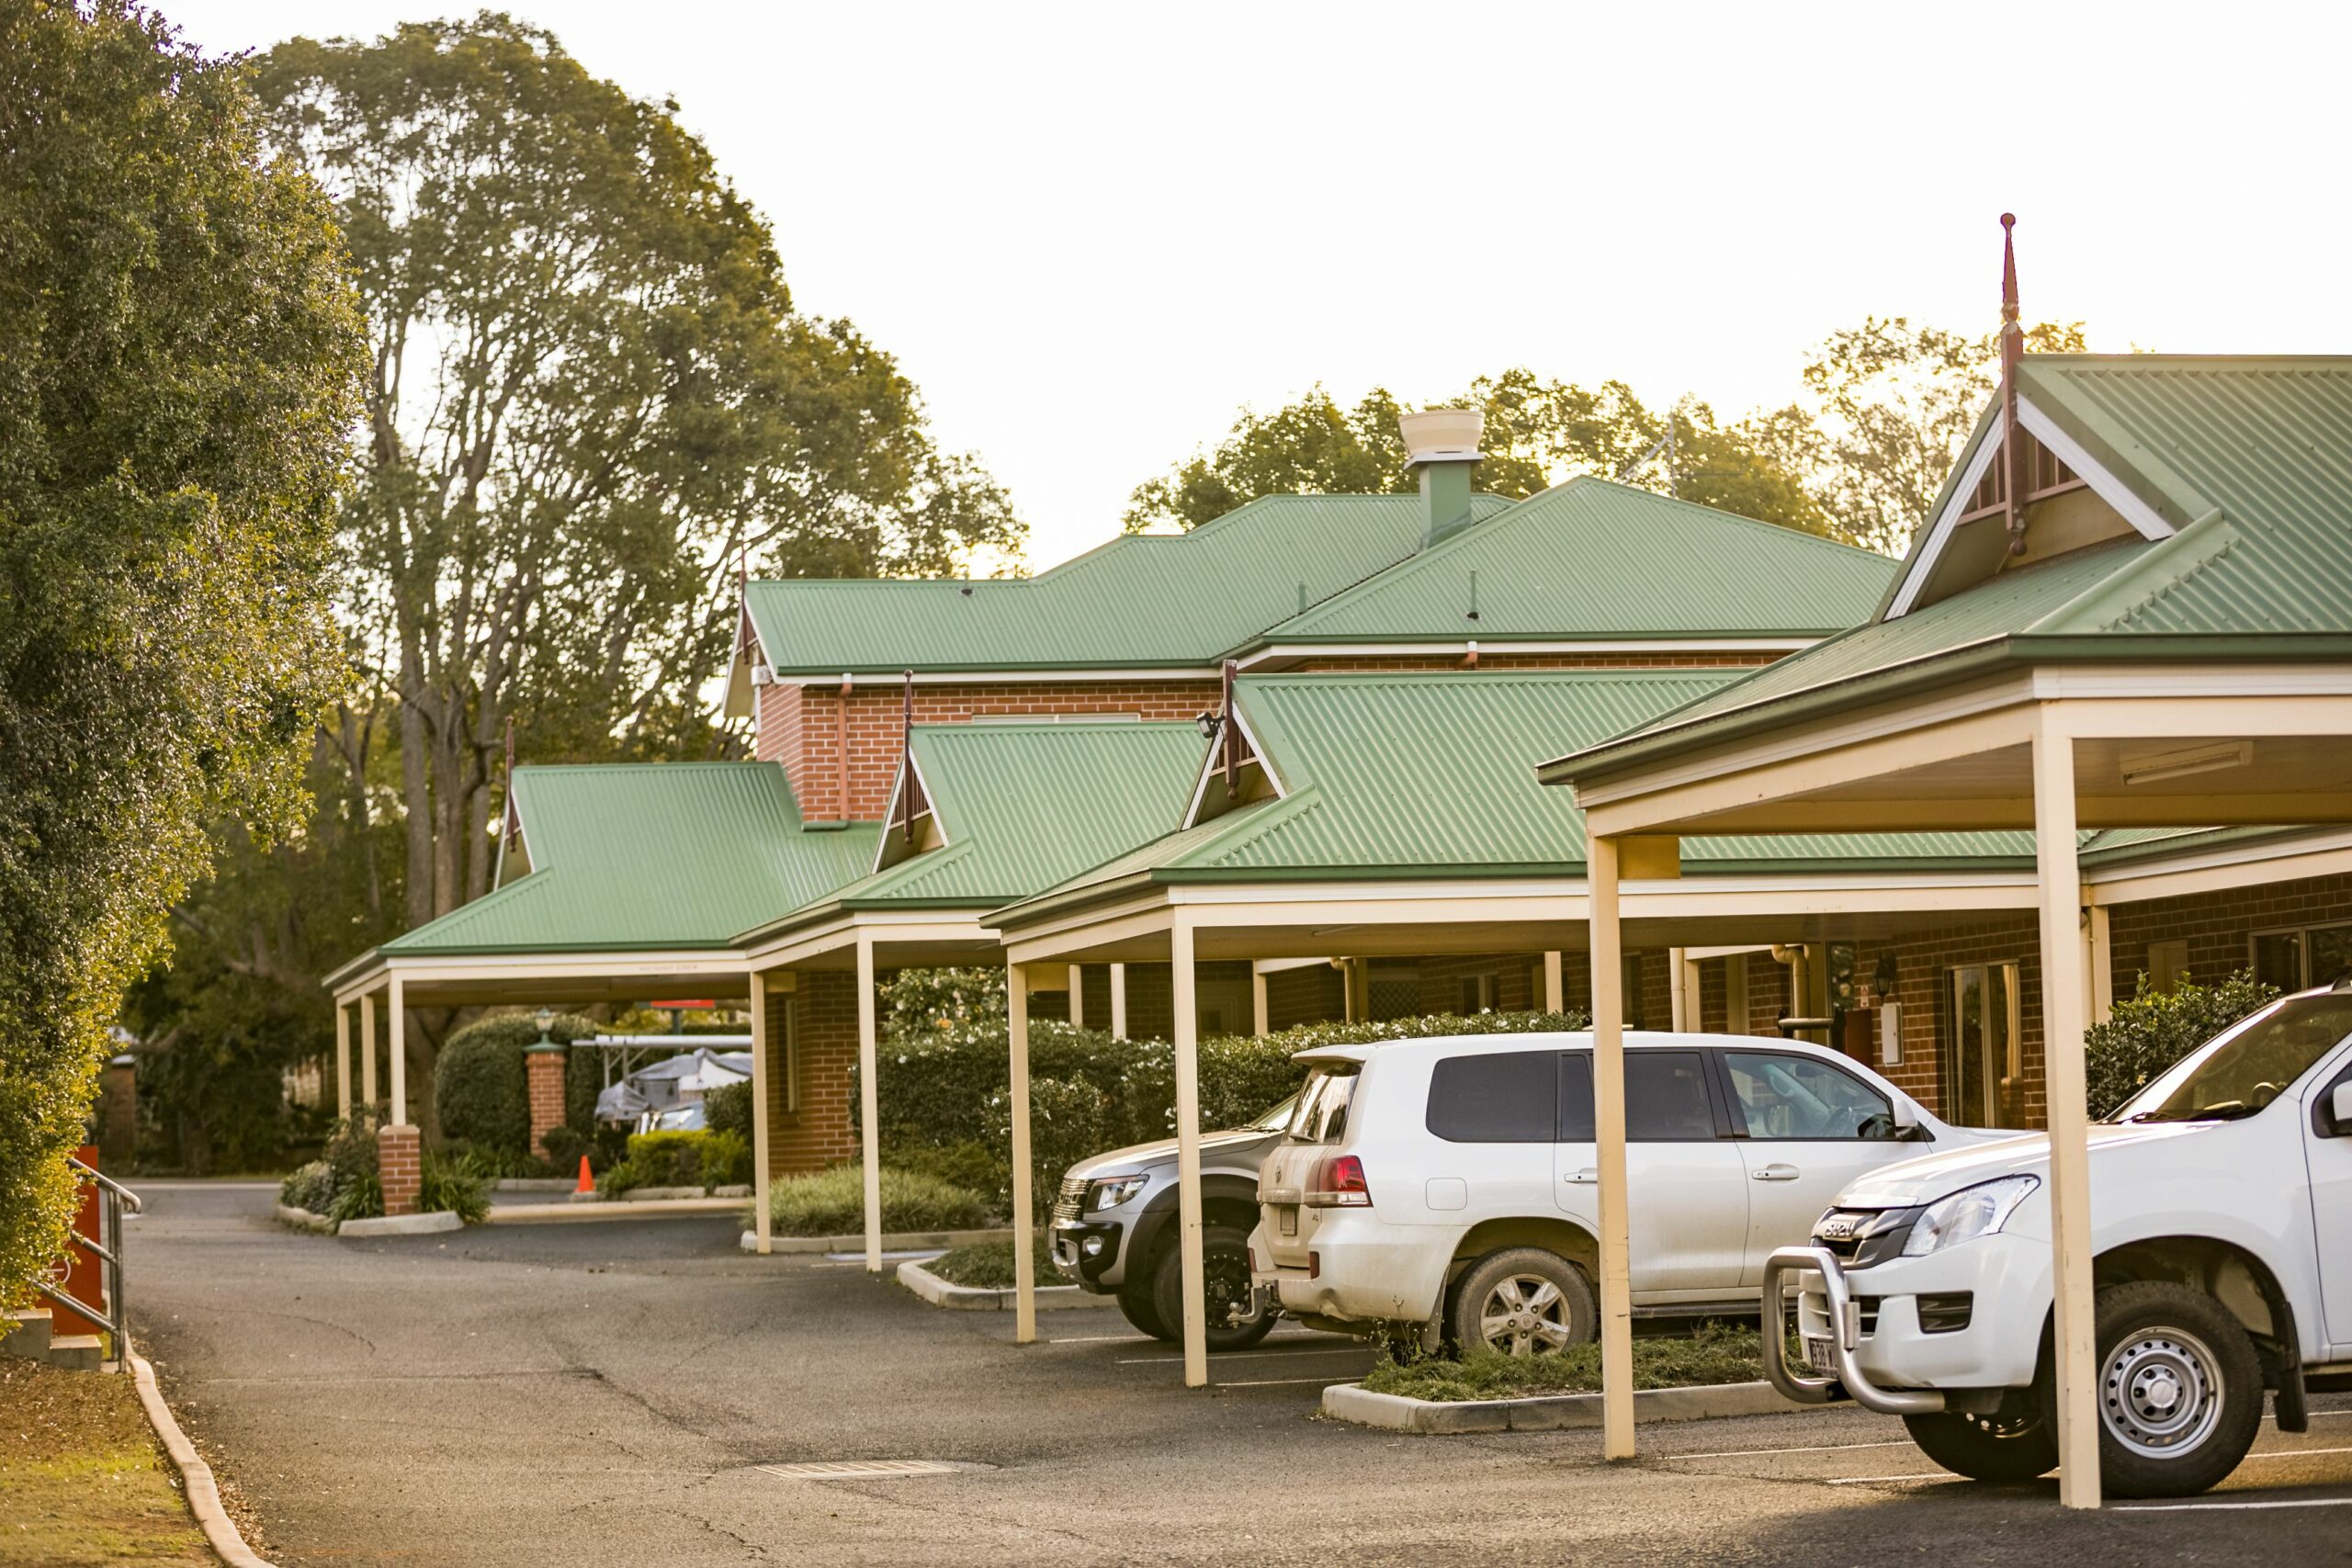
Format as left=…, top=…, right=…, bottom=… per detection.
left=2120, top=740, right=2251, bottom=786
left=1195, top=712, right=1222, bottom=739
left=535, top=1007, right=554, bottom=1043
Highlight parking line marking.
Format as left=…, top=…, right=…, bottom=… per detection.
left=2118, top=1496, right=2352, bottom=1512
left=1115, top=1348, right=1370, bottom=1365
left=1216, top=1377, right=1347, bottom=1388
left=2243, top=1446, right=2352, bottom=1461
left=1048, top=1334, right=1153, bottom=1344
left=1673, top=1438, right=1914, bottom=1461
left=1825, top=1472, right=1946, bottom=1485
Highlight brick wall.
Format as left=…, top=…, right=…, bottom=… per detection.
left=761, top=679, right=1220, bottom=821
left=379, top=1123, right=422, bottom=1216
left=768, top=973, right=861, bottom=1176
left=2106, top=870, right=2352, bottom=992
left=526, top=1049, right=567, bottom=1160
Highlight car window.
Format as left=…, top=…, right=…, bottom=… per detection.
left=1426, top=1051, right=1556, bottom=1143
left=1561, top=1053, right=1594, bottom=1141
left=1628, top=1051, right=1719, bottom=1141
left=1724, top=1050, right=1898, bottom=1140
left=2112, top=992, right=2352, bottom=1123
left=1248, top=1093, right=1300, bottom=1133
left=1288, top=1065, right=1358, bottom=1144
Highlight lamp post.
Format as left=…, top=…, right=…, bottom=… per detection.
left=526, top=1007, right=566, bottom=1163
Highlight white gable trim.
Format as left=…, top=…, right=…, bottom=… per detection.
left=871, top=750, right=944, bottom=874
left=1885, top=393, right=2176, bottom=619
left=1180, top=705, right=1283, bottom=830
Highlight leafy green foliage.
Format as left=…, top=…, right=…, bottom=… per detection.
left=2086, top=969, right=2279, bottom=1118
left=1361, top=1323, right=1768, bottom=1400
left=417, top=1150, right=492, bottom=1224
left=278, top=1161, right=337, bottom=1214
left=701, top=1080, right=752, bottom=1138
left=1125, top=376, right=1823, bottom=535
left=599, top=1128, right=750, bottom=1195
left=431, top=1012, right=604, bottom=1157
left=761, top=1166, right=992, bottom=1237
left=922, top=1241, right=1060, bottom=1291
left=0, top=1, right=365, bottom=1301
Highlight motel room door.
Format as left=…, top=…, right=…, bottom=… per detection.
left=1945, top=962, right=2024, bottom=1128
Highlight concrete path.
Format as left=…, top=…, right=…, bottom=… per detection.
left=130, top=1182, right=2352, bottom=1566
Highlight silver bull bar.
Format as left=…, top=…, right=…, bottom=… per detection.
left=1761, top=1244, right=1945, bottom=1416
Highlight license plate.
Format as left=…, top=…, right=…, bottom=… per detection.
left=1804, top=1334, right=1836, bottom=1373
left=1278, top=1206, right=1297, bottom=1236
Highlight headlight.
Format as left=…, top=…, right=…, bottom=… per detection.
left=1901, top=1175, right=2040, bottom=1257
left=1087, top=1174, right=1148, bottom=1212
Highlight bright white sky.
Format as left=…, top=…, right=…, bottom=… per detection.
left=171, top=0, right=2349, bottom=570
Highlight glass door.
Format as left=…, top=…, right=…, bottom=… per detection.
left=1945, top=963, right=2022, bottom=1127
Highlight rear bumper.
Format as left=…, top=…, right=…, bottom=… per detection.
left=1250, top=1211, right=1450, bottom=1325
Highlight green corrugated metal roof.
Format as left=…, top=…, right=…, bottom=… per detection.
left=384, top=763, right=877, bottom=954
left=743, top=493, right=1513, bottom=674
left=1258, top=478, right=1896, bottom=643
left=994, top=671, right=2062, bottom=924
left=1544, top=356, right=2352, bottom=786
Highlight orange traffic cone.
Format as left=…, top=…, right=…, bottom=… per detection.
left=574, top=1155, right=594, bottom=1195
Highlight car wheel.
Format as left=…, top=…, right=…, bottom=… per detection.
left=1903, top=1406, right=2059, bottom=1483
left=1448, top=1247, right=1596, bottom=1357
left=1116, top=1280, right=1173, bottom=1341
left=2092, top=1281, right=2264, bottom=1499
left=1151, top=1224, right=1275, bottom=1352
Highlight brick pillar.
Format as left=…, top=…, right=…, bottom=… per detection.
left=526, top=1045, right=568, bottom=1160
left=379, top=1123, right=422, bottom=1216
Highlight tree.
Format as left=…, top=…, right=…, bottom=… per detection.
left=1757, top=317, right=2088, bottom=554
left=0, top=0, right=364, bottom=1294
left=1124, top=370, right=1826, bottom=535
left=254, top=15, right=1024, bottom=937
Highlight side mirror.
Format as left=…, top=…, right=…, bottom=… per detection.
left=1891, top=1099, right=1926, bottom=1140
left=2330, top=1081, right=2352, bottom=1136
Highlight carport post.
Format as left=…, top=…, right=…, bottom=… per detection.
left=334, top=1003, right=352, bottom=1122
left=2033, top=722, right=2101, bottom=1509
left=1543, top=950, right=1564, bottom=1013
left=1068, top=964, right=1084, bottom=1028
left=750, top=969, right=773, bottom=1256
left=857, top=935, right=882, bottom=1273
left=387, top=976, right=407, bottom=1127
left=1108, top=963, right=1128, bottom=1040
left=1008, top=961, right=1036, bottom=1344
left=1251, top=968, right=1269, bottom=1035
left=359, top=991, right=378, bottom=1115
left=1586, top=835, right=1636, bottom=1461
left=1172, top=915, right=1208, bottom=1388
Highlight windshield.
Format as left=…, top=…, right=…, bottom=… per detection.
left=1248, top=1093, right=1300, bottom=1133
left=1287, top=1065, right=1358, bottom=1144
left=2109, top=990, right=2352, bottom=1123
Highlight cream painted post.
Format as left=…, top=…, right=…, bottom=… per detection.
left=359, top=991, right=378, bottom=1114
left=1171, top=917, right=1208, bottom=1388
left=1586, top=835, right=1636, bottom=1461
left=1667, top=946, right=1690, bottom=1032
left=2034, top=721, right=2101, bottom=1509
left=387, top=976, right=407, bottom=1127
left=2086, top=903, right=2115, bottom=1027
left=1068, top=964, right=1085, bottom=1029
left=856, top=936, right=883, bottom=1273
left=1008, top=962, right=1037, bottom=1344
left=1108, top=963, right=1128, bottom=1040
left=750, top=970, right=774, bottom=1256
left=1251, top=969, right=1270, bottom=1036
left=1543, top=950, right=1564, bottom=1013
left=334, top=1004, right=352, bottom=1122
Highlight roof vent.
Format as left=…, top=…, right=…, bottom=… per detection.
left=1399, top=408, right=1484, bottom=547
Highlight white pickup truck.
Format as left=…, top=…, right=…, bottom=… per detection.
left=1764, top=981, right=2352, bottom=1498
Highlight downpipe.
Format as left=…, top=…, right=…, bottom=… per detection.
left=1761, top=1245, right=1946, bottom=1416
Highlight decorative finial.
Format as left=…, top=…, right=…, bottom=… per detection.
left=2000, top=213, right=2019, bottom=332
left=1999, top=213, right=2028, bottom=557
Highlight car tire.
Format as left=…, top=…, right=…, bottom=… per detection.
left=1116, top=1280, right=1173, bottom=1341
left=2091, top=1280, right=2264, bottom=1499
left=1903, top=1407, right=2059, bottom=1483
left=1151, top=1224, right=1276, bottom=1352
left=1448, top=1247, right=1597, bottom=1357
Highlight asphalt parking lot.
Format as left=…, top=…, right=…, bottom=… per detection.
left=129, top=1182, right=2352, bottom=1566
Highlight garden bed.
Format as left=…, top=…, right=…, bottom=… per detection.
left=923, top=1240, right=1062, bottom=1290
left=1326, top=1325, right=1792, bottom=1434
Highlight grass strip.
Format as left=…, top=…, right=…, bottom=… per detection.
left=0, top=1357, right=216, bottom=1566
left=1360, top=1323, right=1771, bottom=1402
left=920, top=1240, right=1063, bottom=1291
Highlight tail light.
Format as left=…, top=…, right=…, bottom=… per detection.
left=1305, top=1153, right=1371, bottom=1208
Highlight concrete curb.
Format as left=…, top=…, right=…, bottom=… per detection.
left=737, top=1226, right=1015, bottom=1255
left=129, top=1346, right=276, bottom=1568
left=272, top=1203, right=334, bottom=1234
left=336, top=1211, right=463, bottom=1238
left=895, top=1258, right=1094, bottom=1312
left=1321, top=1379, right=1794, bottom=1434
left=485, top=1197, right=744, bottom=1224
left=492, top=1178, right=575, bottom=1192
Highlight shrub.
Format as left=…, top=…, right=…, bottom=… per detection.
left=278, top=1160, right=335, bottom=1214
left=762, top=1166, right=991, bottom=1236
left=417, top=1150, right=491, bottom=1224
left=540, top=1124, right=593, bottom=1175
left=922, top=1241, right=1059, bottom=1291
left=2086, top=969, right=2279, bottom=1117
left=432, top=1011, right=605, bottom=1159
left=598, top=1128, right=751, bottom=1196
left=1360, top=1322, right=1768, bottom=1401
left=702, top=1079, right=752, bottom=1138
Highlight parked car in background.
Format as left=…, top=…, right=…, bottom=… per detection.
left=1050, top=1095, right=1296, bottom=1349
left=1765, top=982, right=2352, bottom=1498
left=1250, top=1032, right=1995, bottom=1355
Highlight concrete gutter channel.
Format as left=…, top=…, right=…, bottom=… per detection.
left=1321, top=1379, right=1793, bottom=1433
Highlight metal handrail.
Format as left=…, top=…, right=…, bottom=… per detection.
left=38, top=1159, right=139, bottom=1357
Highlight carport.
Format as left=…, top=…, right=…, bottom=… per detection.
left=1545, top=348, right=2352, bottom=1506
left=732, top=719, right=1204, bottom=1272
left=988, top=667, right=2098, bottom=1387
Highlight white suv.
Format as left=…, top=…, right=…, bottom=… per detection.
left=1250, top=1031, right=1989, bottom=1353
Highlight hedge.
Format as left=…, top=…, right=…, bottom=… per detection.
left=432, top=1011, right=605, bottom=1161
left=2086, top=969, right=2278, bottom=1117
left=762, top=1165, right=992, bottom=1236
left=599, top=1128, right=750, bottom=1196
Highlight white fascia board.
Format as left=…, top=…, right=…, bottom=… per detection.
left=2085, top=827, right=2352, bottom=898
left=783, top=667, right=1220, bottom=687
left=1886, top=392, right=2176, bottom=620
